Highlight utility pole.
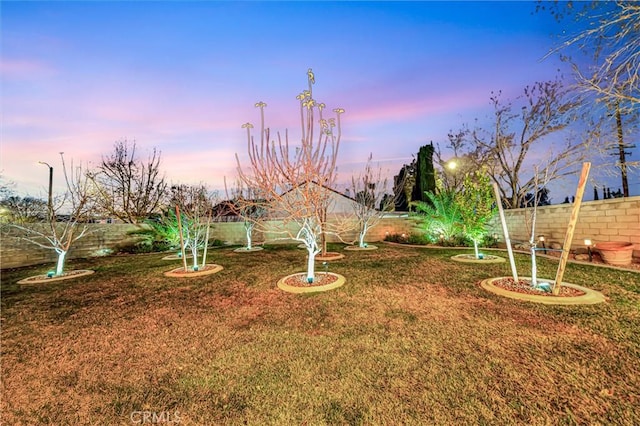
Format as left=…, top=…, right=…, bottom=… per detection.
left=38, top=161, right=53, bottom=221
left=613, top=101, right=635, bottom=198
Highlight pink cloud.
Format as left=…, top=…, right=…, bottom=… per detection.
left=0, top=58, right=55, bottom=78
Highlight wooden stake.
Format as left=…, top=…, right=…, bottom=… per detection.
left=176, top=205, right=188, bottom=272
left=201, top=209, right=213, bottom=268
left=493, top=183, right=518, bottom=283
left=553, top=162, right=591, bottom=294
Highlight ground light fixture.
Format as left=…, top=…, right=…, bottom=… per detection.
left=585, top=239, right=593, bottom=262
left=538, top=235, right=547, bottom=254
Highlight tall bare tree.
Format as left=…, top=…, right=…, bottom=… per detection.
left=541, top=1, right=640, bottom=109
left=9, top=153, right=94, bottom=275
left=235, top=69, right=345, bottom=283
left=90, top=139, right=168, bottom=224
left=471, top=79, right=588, bottom=209
left=541, top=1, right=639, bottom=197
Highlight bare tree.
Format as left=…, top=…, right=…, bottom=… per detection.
left=434, top=128, right=483, bottom=193
left=471, top=79, right=588, bottom=209
left=0, top=174, right=14, bottom=200
left=169, top=184, right=218, bottom=271
left=541, top=1, right=639, bottom=196
left=349, top=154, right=397, bottom=248
left=542, top=1, right=640, bottom=109
left=9, top=153, right=94, bottom=276
left=90, top=139, right=168, bottom=224
left=0, top=196, right=48, bottom=224
left=235, top=69, right=345, bottom=283
left=224, top=180, right=267, bottom=251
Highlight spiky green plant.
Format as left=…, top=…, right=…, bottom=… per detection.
left=413, top=189, right=462, bottom=244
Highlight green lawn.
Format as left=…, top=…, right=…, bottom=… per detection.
left=1, top=243, right=639, bottom=425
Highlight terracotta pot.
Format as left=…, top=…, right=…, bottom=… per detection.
left=594, top=241, right=634, bottom=266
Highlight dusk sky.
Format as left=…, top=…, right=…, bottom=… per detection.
left=2, top=1, right=635, bottom=202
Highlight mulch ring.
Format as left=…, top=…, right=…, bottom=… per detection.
left=282, top=272, right=340, bottom=287
left=164, top=264, right=223, bottom=278
left=17, top=269, right=95, bottom=284
left=490, top=277, right=585, bottom=297
left=451, top=253, right=505, bottom=263
left=315, top=252, right=345, bottom=261
left=277, top=272, right=346, bottom=293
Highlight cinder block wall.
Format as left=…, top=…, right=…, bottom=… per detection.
left=486, top=196, right=640, bottom=257
left=0, top=224, right=151, bottom=270
left=3, top=198, right=636, bottom=270
left=0, top=216, right=415, bottom=269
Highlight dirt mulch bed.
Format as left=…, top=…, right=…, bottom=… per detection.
left=163, top=264, right=223, bottom=278
left=315, top=252, right=345, bottom=261
left=17, top=270, right=95, bottom=284
left=277, top=272, right=346, bottom=293
left=282, top=272, right=340, bottom=288
left=491, top=277, right=586, bottom=297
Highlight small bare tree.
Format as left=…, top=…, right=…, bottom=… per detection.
left=225, top=180, right=267, bottom=250
left=9, top=153, right=94, bottom=276
left=349, top=154, right=397, bottom=248
left=90, top=139, right=168, bottom=224
left=0, top=196, right=48, bottom=224
left=169, top=184, right=218, bottom=271
left=235, top=69, right=344, bottom=283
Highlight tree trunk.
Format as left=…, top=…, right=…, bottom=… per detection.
left=531, top=246, right=538, bottom=288
left=55, top=250, right=67, bottom=276
left=191, top=245, right=199, bottom=269
left=246, top=228, right=251, bottom=250
left=358, top=223, right=368, bottom=248
left=306, top=249, right=316, bottom=283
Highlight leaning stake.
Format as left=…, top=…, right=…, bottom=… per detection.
left=553, top=162, right=591, bottom=295
left=175, top=205, right=188, bottom=272
left=493, top=183, right=518, bottom=283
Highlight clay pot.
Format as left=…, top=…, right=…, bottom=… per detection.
left=594, top=241, right=634, bottom=266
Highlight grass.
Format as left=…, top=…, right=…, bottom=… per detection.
left=1, top=243, right=639, bottom=425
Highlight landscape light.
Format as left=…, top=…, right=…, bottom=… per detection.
left=538, top=235, right=547, bottom=254
left=585, top=239, right=593, bottom=262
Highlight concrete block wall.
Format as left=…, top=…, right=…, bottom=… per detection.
left=486, top=196, right=640, bottom=258
left=3, top=198, right=635, bottom=270
left=1, top=216, right=415, bottom=270
left=0, top=224, right=149, bottom=270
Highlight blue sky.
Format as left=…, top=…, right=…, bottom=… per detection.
left=2, top=1, right=634, bottom=201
